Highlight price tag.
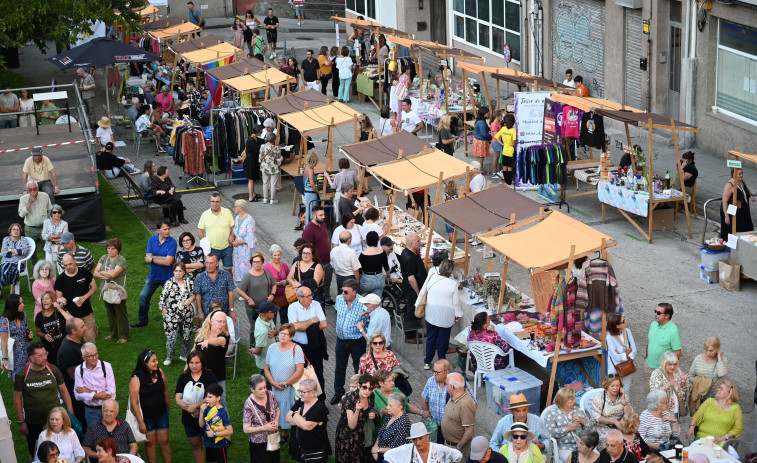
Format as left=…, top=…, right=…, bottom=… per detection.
left=440, top=59, right=447, bottom=67
left=727, top=233, right=739, bottom=250
left=662, top=189, right=671, bottom=197
left=727, top=160, right=742, bottom=169
left=727, top=204, right=738, bottom=216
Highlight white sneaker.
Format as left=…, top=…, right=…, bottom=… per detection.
left=269, top=200, right=279, bottom=204
left=424, top=363, right=431, bottom=370
left=163, top=359, right=171, bottom=366
left=262, top=198, right=269, bottom=204
left=298, top=21, right=301, bottom=26
left=179, top=356, right=187, bottom=362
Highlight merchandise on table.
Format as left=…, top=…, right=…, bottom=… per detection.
left=378, top=206, right=465, bottom=260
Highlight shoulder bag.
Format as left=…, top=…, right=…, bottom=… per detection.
left=609, top=331, right=636, bottom=377
left=249, top=394, right=281, bottom=451
left=414, top=275, right=442, bottom=319
left=4, top=335, right=14, bottom=371
left=292, top=345, right=323, bottom=399
left=126, top=398, right=148, bottom=443
left=284, top=264, right=301, bottom=304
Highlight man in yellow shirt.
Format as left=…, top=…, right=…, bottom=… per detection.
left=197, top=192, right=235, bottom=272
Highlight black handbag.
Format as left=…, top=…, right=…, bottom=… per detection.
left=370, top=352, right=413, bottom=396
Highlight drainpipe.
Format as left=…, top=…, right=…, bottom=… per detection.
left=529, top=0, right=537, bottom=75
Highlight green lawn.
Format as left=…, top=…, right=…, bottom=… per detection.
left=0, top=70, right=28, bottom=91
left=0, top=177, right=308, bottom=462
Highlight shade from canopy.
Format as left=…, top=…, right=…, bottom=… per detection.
left=221, top=68, right=293, bottom=92
left=279, top=102, right=363, bottom=135
left=727, top=150, right=757, bottom=165
left=549, top=93, right=644, bottom=113
left=179, top=42, right=241, bottom=64
left=368, top=149, right=476, bottom=192
left=168, top=34, right=225, bottom=54
left=593, top=109, right=697, bottom=130
left=143, top=16, right=184, bottom=31
left=480, top=211, right=615, bottom=271
left=430, top=185, right=546, bottom=236
left=260, top=89, right=330, bottom=115
left=149, top=22, right=202, bottom=40
left=340, top=131, right=430, bottom=167
left=204, top=58, right=268, bottom=80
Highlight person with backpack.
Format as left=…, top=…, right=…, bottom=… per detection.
left=14, top=342, right=74, bottom=460
left=73, top=342, right=116, bottom=426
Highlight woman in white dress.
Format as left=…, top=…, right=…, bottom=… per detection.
left=605, top=313, right=637, bottom=391
left=18, top=89, right=35, bottom=127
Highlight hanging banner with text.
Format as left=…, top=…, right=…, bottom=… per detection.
left=514, top=91, right=552, bottom=194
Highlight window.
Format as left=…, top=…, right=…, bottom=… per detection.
left=346, top=0, right=376, bottom=22
left=453, top=0, right=521, bottom=62
left=717, top=20, right=757, bottom=123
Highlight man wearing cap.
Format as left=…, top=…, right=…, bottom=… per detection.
left=18, top=180, right=52, bottom=264
left=250, top=301, right=279, bottom=370
left=57, top=232, right=95, bottom=271
left=383, top=421, right=463, bottom=463
left=330, top=278, right=368, bottom=404
left=490, top=393, right=551, bottom=454
left=442, top=372, right=477, bottom=460
left=469, top=435, right=508, bottom=463
left=23, top=147, right=60, bottom=201
left=356, top=293, right=392, bottom=348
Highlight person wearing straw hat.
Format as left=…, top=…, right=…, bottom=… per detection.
left=96, top=117, right=116, bottom=152
left=498, top=422, right=546, bottom=463
left=469, top=435, right=508, bottom=463
left=490, top=393, right=551, bottom=455
left=383, top=421, right=463, bottom=463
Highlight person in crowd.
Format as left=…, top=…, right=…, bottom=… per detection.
left=244, top=124, right=263, bottom=203
left=33, top=260, right=56, bottom=317
left=96, top=142, right=139, bottom=179
left=140, top=160, right=158, bottom=201
left=672, top=151, right=698, bottom=191
left=134, top=105, right=167, bottom=154
left=374, top=368, right=423, bottom=428
left=597, top=430, right=638, bottom=463
left=618, top=412, right=649, bottom=461
left=194, top=308, right=231, bottom=409
left=650, top=350, right=690, bottom=419
left=332, top=212, right=367, bottom=258
left=263, top=244, right=290, bottom=323
left=542, top=387, right=591, bottom=463
left=332, top=159, right=359, bottom=214
left=287, top=286, right=327, bottom=402
left=93, top=238, right=129, bottom=343
left=562, top=69, right=575, bottom=87
left=399, top=98, right=424, bottom=135
left=263, top=8, right=280, bottom=59
left=468, top=312, right=511, bottom=372
left=177, top=232, right=206, bottom=281
left=35, top=406, right=85, bottom=463
left=18, top=185, right=49, bottom=267
left=23, top=148, right=60, bottom=201
left=591, top=375, right=633, bottom=448
left=488, top=110, right=503, bottom=174
left=129, top=349, right=172, bottom=463
left=39, top=99, right=60, bottom=125
left=336, top=45, right=354, bottom=103
left=720, top=168, right=754, bottom=239
left=688, top=336, right=728, bottom=413
left=356, top=295, right=392, bottom=350
left=686, top=380, right=743, bottom=443
left=1, top=293, right=30, bottom=378
left=150, top=166, right=188, bottom=226
left=199, top=383, right=233, bottom=463
left=35, top=290, right=71, bottom=365
left=472, top=107, right=493, bottom=174
left=57, top=318, right=86, bottom=428
left=232, top=199, right=257, bottom=284
left=437, top=114, right=458, bottom=156
left=331, top=230, right=362, bottom=290
left=574, top=76, right=588, bottom=97
left=56, top=231, right=95, bottom=271
left=493, top=114, right=517, bottom=185
left=127, top=97, right=141, bottom=121
left=278, top=57, right=296, bottom=94
left=41, top=205, right=67, bottom=273
left=159, top=262, right=196, bottom=365
left=393, top=65, right=412, bottom=121
left=338, top=184, right=369, bottom=226
left=646, top=303, right=681, bottom=386
left=564, top=430, right=600, bottom=463
left=157, top=86, right=174, bottom=116
left=418, top=259, right=462, bottom=369
left=96, top=117, right=115, bottom=151
left=469, top=435, right=508, bottom=463
left=372, top=391, right=411, bottom=461
left=379, top=105, right=396, bottom=136
left=251, top=302, right=278, bottom=368
left=380, top=236, right=403, bottom=285
left=638, top=390, right=679, bottom=451
left=236, top=251, right=276, bottom=348
left=471, top=83, right=487, bottom=108
left=363, top=208, right=384, bottom=238
left=231, top=17, right=246, bottom=48
left=399, top=232, right=426, bottom=343
left=497, top=422, right=545, bottom=463
left=259, top=132, right=283, bottom=204
left=243, top=374, right=281, bottom=463
left=16, top=342, right=74, bottom=460
left=442, top=372, right=476, bottom=459
left=285, top=378, right=330, bottom=462
left=133, top=220, right=177, bottom=328
left=469, top=160, right=487, bottom=194
left=193, top=254, right=236, bottom=321
left=0, top=81, right=19, bottom=128
left=287, top=243, right=325, bottom=304
left=421, top=359, right=455, bottom=444
left=82, top=399, right=138, bottom=459
left=74, top=342, right=116, bottom=425
left=331, top=279, right=368, bottom=405
left=335, top=373, right=376, bottom=462
left=358, top=330, right=399, bottom=377
left=490, top=393, right=551, bottom=453
left=242, top=10, right=260, bottom=54
left=198, top=192, right=235, bottom=273
left=318, top=46, right=334, bottom=95
left=358, top=231, right=389, bottom=297
left=264, top=323, right=303, bottom=444
left=55, top=254, right=97, bottom=342
left=301, top=49, right=320, bottom=90
left=300, top=151, right=320, bottom=227
left=303, top=206, right=335, bottom=304
left=175, top=350, right=218, bottom=463
left=383, top=421, right=462, bottom=463
left=606, top=313, right=636, bottom=391
left=93, top=436, right=134, bottom=463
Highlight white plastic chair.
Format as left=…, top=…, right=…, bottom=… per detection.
left=579, top=387, right=604, bottom=415
left=14, top=237, right=36, bottom=294
left=466, top=341, right=514, bottom=389
left=117, top=454, right=146, bottom=463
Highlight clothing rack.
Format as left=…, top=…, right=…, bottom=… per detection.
left=209, top=106, right=271, bottom=187
left=517, top=142, right=570, bottom=211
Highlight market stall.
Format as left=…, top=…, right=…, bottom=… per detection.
left=147, top=22, right=203, bottom=61
left=170, top=40, right=242, bottom=98
left=142, top=15, right=184, bottom=32
left=723, top=150, right=757, bottom=281
left=219, top=68, right=294, bottom=104
left=478, top=211, right=617, bottom=402
left=260, top=88, right=330, bottom=115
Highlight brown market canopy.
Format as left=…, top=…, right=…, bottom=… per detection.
left=368, top=149, right=476, bottom=192
left=492, top=72, right=576, bottom=91
left=143, top=16, right=184, bottom=31
left=728, top=150, right=757, bottom=164
left=279, top=102, right=363, bottom=135
left=339, top=131, right=430, bottom=167
left=330, top=16, right=414, bottom=38
left=168, top=34, right=226, bottom=54
left=386, top=35, right=481, bottom=60
left=260, top=89, right=330, bottom=115
left=430, top=185, right=547, bottom=236
left=205, top=58, right=268, bottom=80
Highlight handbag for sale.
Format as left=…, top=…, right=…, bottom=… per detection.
left=126, top=401, right=148, bottom=443
left=292, top=345, right=323, bottom=400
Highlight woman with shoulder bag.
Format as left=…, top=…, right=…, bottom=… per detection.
left=415, top=260, right=462, bottom=370
left=93, top=238, right=129, bottom=344
left=285, top=378, right=330, bottom=463
left=175, top=350, right=217, bottom=463
left=244, top=374, right=281, bottom=463
left=606, top=314, right=637, bottom=391
left=437, top=114, right=457, bottom=156
left=687, top=336, right=728, bottom=414
left=318, top=46, right=333, bottom=96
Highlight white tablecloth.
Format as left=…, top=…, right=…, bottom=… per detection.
left=494, top=324, right=602, bottom=369
left=659, top=442, right=738, bottom=463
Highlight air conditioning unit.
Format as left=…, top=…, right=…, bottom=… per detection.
left=614, top=0, right=643, bottom=8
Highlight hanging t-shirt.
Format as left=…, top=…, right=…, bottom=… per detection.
left=551, top=102, right=565, bottom=138
left=580, top=111, right=605, bottom=149
left=561, top=106, right=583, bottom=140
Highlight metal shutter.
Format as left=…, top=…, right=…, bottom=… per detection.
left=376, top=0, right=397, bottom=29
left=552, top=0, right=606, bottom=97
left=625, top=10, right=644, bottom=109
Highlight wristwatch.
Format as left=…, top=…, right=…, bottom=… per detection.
left=229, top=308, right=235, bottom=312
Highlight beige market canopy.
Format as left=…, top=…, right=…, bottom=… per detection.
left=385, top=35, right=482, bottom=60
left=220, top=68, right=293, bottom=95
left=368, top=148, right=475, bottom=193
left=148, top=22, right=202, bottom=41
left=143, top=16, right=184, bottom=32
left=179, top=42, right=242, bottom=64
left=549, top=93, right=644, bottom=113
left=330, top=16, right=414, bottom=38
left=279, top=101, right=363, bottom=136
left=136, top=4, right=160, bottom=17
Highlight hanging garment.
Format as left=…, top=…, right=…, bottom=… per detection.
left=575, top=259, right=624, bottom=337
left=182, top=129, right=206, bottom=176
left=561, top=106, right=583, bottom=140
left=580, top=112, right=605, bottom=149
left=551, top=102, right=565, bottom=138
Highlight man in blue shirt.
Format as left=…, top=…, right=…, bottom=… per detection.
left=330, top=278, right=368, bottom=404
left=131, top=220, right=176, bottom=327
left=193, top=253, right=236, bottom=321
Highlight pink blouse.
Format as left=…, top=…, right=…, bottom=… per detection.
left=263, top=261, right=290, bottom=297
left=32, top=278, right=55, bottom=318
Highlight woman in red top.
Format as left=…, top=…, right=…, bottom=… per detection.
left=467, top=312, right=511, bottom=372
left=358, top=333, right=400, bottom=376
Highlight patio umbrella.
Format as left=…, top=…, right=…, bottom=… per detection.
left=47, top=37, right=161, bottom=118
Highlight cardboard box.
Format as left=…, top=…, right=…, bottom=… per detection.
left=699, top=266, right=718, bottom=284
left=643, top=208, right=676, bottom=231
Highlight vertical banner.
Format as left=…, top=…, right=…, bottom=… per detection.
left=513, top=91, right=551, bottom=190
left=202, top=54, right=236, bottom=111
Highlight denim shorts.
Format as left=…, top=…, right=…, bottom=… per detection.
left=444, top=220, right=455, bottom=234
left=211, top=247, right=233, bottom=269
left=143, top=410, right=169, bottom=432
left=295, top=5, right=304, bottom=15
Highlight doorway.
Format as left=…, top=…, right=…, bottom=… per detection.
left=668, top=2, right=682, bottom=119
left=430, top=0, right=447, bottom=43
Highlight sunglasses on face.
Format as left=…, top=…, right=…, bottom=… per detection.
left=654, top=310, right=665, bottom=315
left=52, top=211, right=61, bottom=214
left=372, top=341, right=384, bottom=346
left=511, top=434, right=528, bottom=440
left=360, top=385, right=374, bottom=391
left=341, top=289, right=351, bottom=294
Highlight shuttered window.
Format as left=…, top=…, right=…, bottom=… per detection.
left=453, top=0, right=521, bottom=63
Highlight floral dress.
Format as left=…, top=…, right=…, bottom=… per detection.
left=590, top=391, right=627, bottom=447
left=358, top=350, right=401, bottom=376
left=650, top=367, right=690, bottom=417
left=0, top=315, right=30, bottom=377
left=232, top=214, right=256, bottom=283
left=0, top=237, right=28, bottom=292
left=542, top=404, right=592, bottom=455
left=468, top=329, right=511, bottom=372
left=159, top=277, right=195, bottom=360
left=377, top=413, right=411, bottom=449
left=335, top=390, right=374, bottom=463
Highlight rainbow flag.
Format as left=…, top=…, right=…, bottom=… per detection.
left=202, top=54, right=235, bottom=110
